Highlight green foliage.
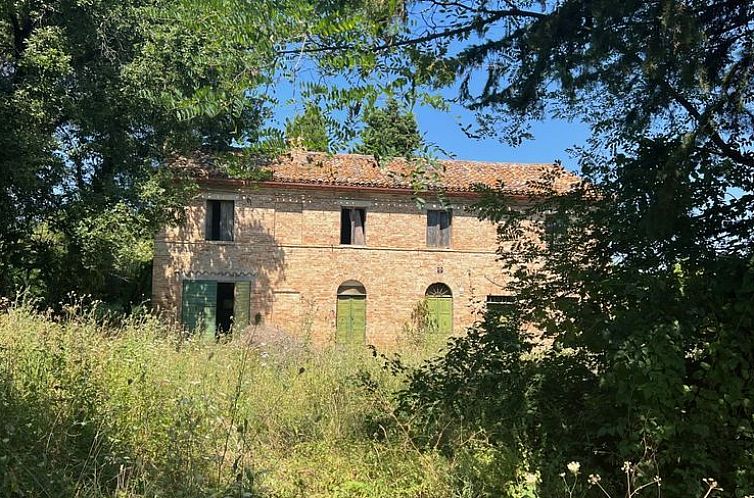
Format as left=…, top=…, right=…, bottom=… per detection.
left=353, top=99, right=423, bottom=158
left=285, top=2, right=754, bottom=496
left=401, top=298, right=438, bottom=348
left=0, top=303, right=454, bottom=497
left=0, top=0, right=301, bottom=308
left=286, top=104, right=332, bottom=152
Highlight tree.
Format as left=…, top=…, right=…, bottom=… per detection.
left=284, top=1, right=754, bottom=495
left=0, top=0, right=305, bottom=307
left=354, top=99, right=423, bottom=157
left=286, top=105, right=331, bottom=152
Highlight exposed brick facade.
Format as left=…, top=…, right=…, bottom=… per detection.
left=153, top=153, right=577, bottom=347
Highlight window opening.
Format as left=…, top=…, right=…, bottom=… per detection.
left=206, top=200, right=234, bottom=241
left=427, top=209, right=452, bottom=247
left=340, top=207, right=366, bottom=245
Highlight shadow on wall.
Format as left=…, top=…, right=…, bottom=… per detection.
left=174, top=216, right=287, bottom=320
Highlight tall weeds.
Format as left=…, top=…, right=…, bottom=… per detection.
left=0, top=303, right=451, bottom=497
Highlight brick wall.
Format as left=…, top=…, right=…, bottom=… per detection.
left=152, top=183, right=529, bottom=347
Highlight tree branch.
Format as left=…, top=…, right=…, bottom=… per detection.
left=660, top=80, right=754, bottom=169
left=277, top=7, right=545, bottom=56
left=8, top=12, right=34, bottom=58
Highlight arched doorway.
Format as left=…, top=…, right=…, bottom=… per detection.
left=425, top=283, right=453, bottom=334
left=336, top=280, right=366, bottom=344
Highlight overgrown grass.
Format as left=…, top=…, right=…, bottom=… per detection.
left=0, top=303, right=458, bottom=497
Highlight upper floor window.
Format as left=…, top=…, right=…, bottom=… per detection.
left=340, top=207, right=366, bottom=245
left=544, top=213, right=566, bottom=246
left=205, top=200, right=234, bottom=241
left=427, top=209, right=452, bottom=248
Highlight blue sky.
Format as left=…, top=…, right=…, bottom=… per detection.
left=270, top=77, right=591, bottom=173
left=272, top=23, right=593, bottom=173
left=412, top=101, right=590, bottom=172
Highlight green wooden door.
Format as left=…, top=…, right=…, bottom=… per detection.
left=233, top=281, right=251, bottom=330
left=181, top=280, right=217, bottom=337
left=336, top=296, right=366, bottom=344
left=427, top=296, right=453, bottom=334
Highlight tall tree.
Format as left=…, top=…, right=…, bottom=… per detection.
left=0, top=0, right=304, bottom=306
left=354, top=99, right=423, bottom=157
left=286, top=105, right=331, bottom=152
left=283, top=1, right=754, bottom=495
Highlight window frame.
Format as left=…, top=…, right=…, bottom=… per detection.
left=544, top=212, right=567, bottom=246
left=485, top=295, right=516, bottom=322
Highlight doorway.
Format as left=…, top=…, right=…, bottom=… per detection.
left=336, top=280, right=367, bottom=344
left=216, top=282, right=235, bottom=333
left=425, top=283, right=453, bottom=334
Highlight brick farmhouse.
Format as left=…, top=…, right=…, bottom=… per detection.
left=151, top=151, right=578, bottom=347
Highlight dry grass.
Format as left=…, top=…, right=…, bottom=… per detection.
left=0, top=303, right=455, bottom=497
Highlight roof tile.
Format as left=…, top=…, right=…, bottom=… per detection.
left=173, top=151, right=581, bottom=196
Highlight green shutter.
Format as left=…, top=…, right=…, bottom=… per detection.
left=182, top=280, right=217, bottom=337
left=427, top=296, right=453, bottom=334
left=336, top=297, right=350, bottom=343
left=336, top=296, right=366, bottom=345
left=350, top=297, right=366, bottom=343
left=234, top=281, right=251, bottom=330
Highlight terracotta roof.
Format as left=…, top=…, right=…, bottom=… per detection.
left=172, top=151, right=581, bottom=196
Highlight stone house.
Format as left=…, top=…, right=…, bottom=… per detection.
left=151, top=151, right=578, bottom=347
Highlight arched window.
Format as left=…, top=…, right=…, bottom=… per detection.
left=337, top=280, right=367, bottom=296
left=425, top=283, right=453, bottom=334
left=336, top=280, right=366, bottom=344
left=425, top=282, right=452, bottom=297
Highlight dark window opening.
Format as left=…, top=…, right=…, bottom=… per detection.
left=216, top=282, right=235, bottom=333
left=486, top=295, right=515, bottom=323
left=340, top=207, right=366, bottom=245
left=427, top=209, right=452, bottom=248
left=544, top=213, right=566, bottom=245
left=206, top=200, right=234, bottom=241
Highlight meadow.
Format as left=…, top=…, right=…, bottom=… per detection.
left=0, top=301, right=499, bottom=498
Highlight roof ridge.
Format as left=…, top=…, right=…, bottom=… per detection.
left=288, top=150, right=558, bottom=168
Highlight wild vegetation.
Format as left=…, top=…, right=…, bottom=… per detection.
left=0, top=301, right=457, bottom=497
left=2, top=1, right=753, bottom=497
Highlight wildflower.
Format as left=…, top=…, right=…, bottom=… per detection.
left=567, top=461, right=581, bottom=476
left=523, top=472, right=539, bottom=485
left=622, top=461, right=633, bottom=473
left=702, top=478, right=719, bottom=489
left=588, top=474, right=601, bottom=486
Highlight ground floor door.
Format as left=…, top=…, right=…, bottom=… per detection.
left=182, top=279, right=251, bottom=336
left=336, top=296, right=366, bottom=344
left=426, top=296, right=453, bottom=334
left=182, top=280, right=217, bottom=337
left=216, top=282, right=235, bottom=333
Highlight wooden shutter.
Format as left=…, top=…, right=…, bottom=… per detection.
left=205, top=200, right=215, bottom=240
left=336, top=297, right=351, bottom=343
left=350, top=297, right=366, bottom=343
left=336, top=296, right=366, bottom=344
left=220, top=201, right=234, bottom=241
left=427, top=210, right=439, bottom=247
left=426, top=295, right=453, bottom=334
left=181, top=280, right=217, bottom=337
left=350, top=208, right=365, bottom=245
left=439, top=210, right=451, bottom=247
left=233, top=281, right=251, bottom=330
